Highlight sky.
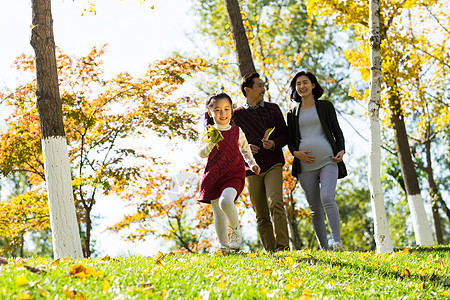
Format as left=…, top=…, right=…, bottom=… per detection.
left=0, top=0, right=205, bottom=257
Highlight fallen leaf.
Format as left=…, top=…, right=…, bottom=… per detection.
left=262, top=269, right=272, bottom=275
left=16, top=275, right=29, bottom=287
left=69, top=264, right=87, bottom=276
left=17, top=292, right=31, bottom=300
left=400, top=269, right=410, bottom=277
left=155, top=251, right=164, bottom=260
left=50, top=258, right=61, bottom=268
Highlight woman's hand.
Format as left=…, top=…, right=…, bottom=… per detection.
left=293, top=150, right=316, bottom=163
left=332, top=150, right=345, bottom=163
left=252, top=165, right=261, bottom=175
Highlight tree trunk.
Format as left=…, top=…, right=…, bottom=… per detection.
left=423, top=127, right=443, bottom=244
left=84, top=207, right=92, bottom=258
left=388, top=94, right=434, bottom=246
left=223, top=0, right=256, bottom=78
left=367, top=0, right=393, bottom=253
left=30, top=0, right=83, bottom=259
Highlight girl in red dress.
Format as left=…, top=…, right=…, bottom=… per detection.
left=198, top=92, right=260, bottom=252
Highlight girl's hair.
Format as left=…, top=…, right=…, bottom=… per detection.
left=204, top=92, right=233, bottom=126
left=289, top=71, right=324, bottom=103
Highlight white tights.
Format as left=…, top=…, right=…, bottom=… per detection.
left=211, top=187, right=239, bottom=247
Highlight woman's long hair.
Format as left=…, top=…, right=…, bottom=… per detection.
left=289, top=71, right=324, bottom=103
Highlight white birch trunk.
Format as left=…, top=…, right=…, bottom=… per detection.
left=42, top=136, right=83, bottom=259
left=368, top=0, right=393, bottom=253
left=408, top=194, right=434, bottom=245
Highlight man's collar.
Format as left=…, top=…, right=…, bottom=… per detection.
left=243, top=101, right=265, bottom=109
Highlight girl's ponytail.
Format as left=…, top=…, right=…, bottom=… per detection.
left=204, top=112, right=215, bottom=126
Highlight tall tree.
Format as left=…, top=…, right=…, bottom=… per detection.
left=0, top=47, right=209, bottom=257
left=367, top=0, right=393, bottom=253
left=194, top=0, right=353, bottom=105
left=306, top=0, right=448, bottom=246
left=223, top=0, right=256, bottom=77
left=30, top=0, right=83, bottom=259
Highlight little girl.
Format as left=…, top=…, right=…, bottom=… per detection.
left=198, top=92, right=260, bottom=252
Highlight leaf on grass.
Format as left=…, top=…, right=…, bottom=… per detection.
left=69, top=264, right=87, bottom=276
left=299, top=290, right=312, bottom=300
left=16, top=275, right=29, bottom=287
left=50, top=258, right=61, bottom=268
left=156, top=259, right=164, bottom=267
left=262, top=269, right=272, bottom=275
left=217, top=281, right=226, bottom=289
left=69, top=263, right=103, bottom=279
left=155, top=251, right=164, bottom=260
left=402, top=247, right=409, bottom=254
left=63, top=287, right=85, bottom=299
left=418, top=282, right=425, bottom=289
left=100, top=255, right=111, bottom=261
left=215, top=249, right=226, bottom=256
left=391, top=264, right=398, bottom=272
left=17, top=292, right=31, bottom=300
left=400, top=269, right=410, bottom=277
left=0, top=257, right=8, bottom=265
left=247, top=253, right=256, bottom=258
left=209, top=261, right=216, bottom=268
left=243, top=268, right=256, bottom=272
left=285, top=283, right=293, bottom=290
left=102, top=280, right=111, bottom=292
left=24, top=264, right=46, bottom=275
left=441, top=290, right=450, bottom=296
left=285, top=256, right=294, bottom=265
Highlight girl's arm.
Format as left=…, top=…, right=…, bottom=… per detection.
left=198, top=132, right=216, bottom=158
left=238, top=128, right=259, bottom=169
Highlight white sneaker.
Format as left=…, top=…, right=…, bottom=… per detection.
left=229, top=226, right=242, bottom=250
left=218, top=244, right=230, bottom=253
left=333, top=242, right=343, bottom=252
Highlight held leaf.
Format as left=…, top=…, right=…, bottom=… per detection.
left=204, top=126, right=224, bottom=144
left=263, top=127, right=275, bottom=141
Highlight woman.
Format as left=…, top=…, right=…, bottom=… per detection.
left=287, top=71, right=347, bottom=251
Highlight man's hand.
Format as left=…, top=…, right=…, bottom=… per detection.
left=261, top=139, right=274, bottom=150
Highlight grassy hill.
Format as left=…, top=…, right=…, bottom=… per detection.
left=1, top=246, right=450, bottom=299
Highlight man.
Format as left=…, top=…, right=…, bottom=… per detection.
left=232, top=72, right=290, bottom=252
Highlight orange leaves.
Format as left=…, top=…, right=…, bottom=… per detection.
left=69, top=263, right=104, bottom=279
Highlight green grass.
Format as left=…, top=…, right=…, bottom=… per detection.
left=1, top=246, right=450, bottom=299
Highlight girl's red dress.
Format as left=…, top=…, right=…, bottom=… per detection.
left=198, top=125, right=245, bottom=204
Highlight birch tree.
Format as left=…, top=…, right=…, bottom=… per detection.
left=306, top=0, right=443, bottom=246
left=367, top=0, right=393, bottom=253
left=30, top=0, right=83, bottom=258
